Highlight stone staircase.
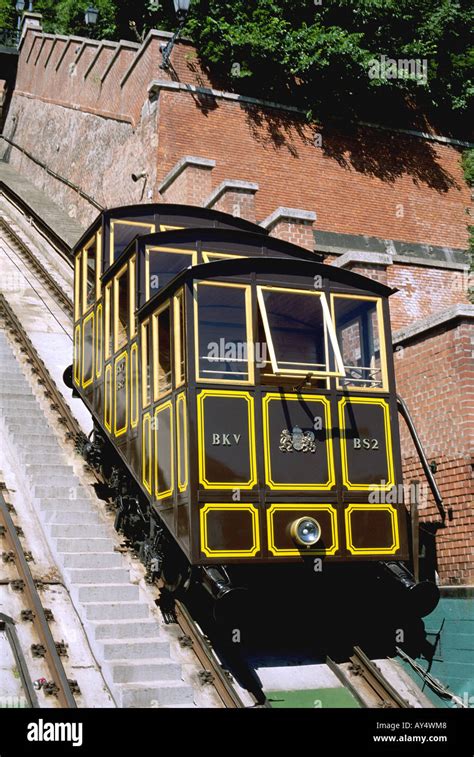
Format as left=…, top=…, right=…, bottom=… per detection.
left=0, top=328, right=195, bottom=707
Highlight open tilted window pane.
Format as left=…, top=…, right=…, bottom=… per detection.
left=257, top=286, right=345, bottom=377
left=196, top=282, right=251, bottom=382
left=333, top=295, right=386, bottom=389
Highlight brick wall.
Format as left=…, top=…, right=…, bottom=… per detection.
left=4, top=23, right=471, bottom=250
left=394, top=319, right=474, bottom=584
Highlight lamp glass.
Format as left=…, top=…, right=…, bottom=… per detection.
left=16, top=0, right=25, bottom=12
left=173, top=0, right=190, bottom=18
left=85, top=6, right=99, bottom=25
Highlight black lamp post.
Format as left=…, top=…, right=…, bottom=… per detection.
left=84, top=6, right=99, bottom=26
left=15, top=0, right=25, bottom=31
left=160, top=0, right=191, bottom=70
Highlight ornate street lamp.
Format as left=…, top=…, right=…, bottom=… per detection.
left=160, top=0, right=191, bottom=70
left=84, top=6, right=99, bottom=26
left=15, top=0, right=25, bottom=31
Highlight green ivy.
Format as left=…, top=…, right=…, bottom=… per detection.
left=2, top=1, right=472, bottom=127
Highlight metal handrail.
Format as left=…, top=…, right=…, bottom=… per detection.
left=0, top=135, right=104, bottom=211
left=397, top=393, right=447, bottom=524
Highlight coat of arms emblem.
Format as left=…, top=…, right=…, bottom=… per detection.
left=279, top=425, right=317, bottom=453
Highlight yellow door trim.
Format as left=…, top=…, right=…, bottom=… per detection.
left=130, top=343, right=139, bottom=429
left=197, top=389, right=257, bottom=490
left=81, top=310, right=94, bottom=389
left=200, top=504, right=260, bottom=558
left=176, top=393, right=188, bottom=492
left=142, top=412, right=152, bottom=493
left=104, top=364, right=112, bottom=432
left=154, top=400, right=174, bottom=500
left=262, top=393, right=335, bottom=490
left=95, top=303, right=103, bottom=379
left=266, top=504, right=339, bottom=556
left=338, top=396, right=395, bottom=491
left=114, top=350, right=128, bottom=437
left=345, top=504, right=400, bottom=555
left=73, top=324, right=81, bottom=386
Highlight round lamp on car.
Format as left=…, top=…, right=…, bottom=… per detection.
left=290, top=517, right=321, bottom=547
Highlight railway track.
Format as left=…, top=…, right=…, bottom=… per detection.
left=327, top=647, right=410, bottom=708
left=0, top=286, right=246, bottom=708
left=0, top=485, right=78, bottom=708
left=0, top=209, right=419, bottom=711
left=0, top=216, right=73, bottom=318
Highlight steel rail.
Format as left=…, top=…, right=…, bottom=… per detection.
left=174, top=599, right=246, bottom=708
left=0, top=217, right=73, bottom=318
left=0, top=294, right=245, bottom=708
left=0, top=490, right=77, bottom=708
left=0, top=611, right=39, bottom=708
left=327, top=647, right=410, bottom=709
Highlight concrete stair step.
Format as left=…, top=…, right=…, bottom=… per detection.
left=55, top=537, right=112, bottom=553
left=24, top=453, right=65, bottom=464
left=14, top=437, right=61, bottom=449
left=39, top=498, right=95, bottom=511
left=0, top=401, right=41, bottom=410
left=0, top=389, right=35, bottom=397
left=75, top=584, right=139, bottom=603
left=49, top=523, right=107, bottom=538
left=33, top=477, right=81, bottom=490
left=66, top=567, right=130, bottom=582
left=27, top=464, right=75, bottom=475
left=92, top=620, right=163, bottom=640
left=100, top=639, right=169, bottom=661
left=8, top=423, right=51, bottom=434
left=35, top=485, right=85, bottom=498
left=63, top=553, right=124, bottom=569
left=43, top=510, right=101, bottom=524
left=119, top=682, right=194, bottom=708
left=1, top=410, right=44, bottom=419
left=84, top=603, right=150, bottom=621
left=111, top=659, right=181, bottom=684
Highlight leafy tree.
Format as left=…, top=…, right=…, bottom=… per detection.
left=2, top=0, right=472, bottom=129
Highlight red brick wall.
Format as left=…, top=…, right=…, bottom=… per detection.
left=394, top=320, right=474, bottom=584
left=155, top=91, right=470, bottom=249
left=9, top=27, right=471, bottom=250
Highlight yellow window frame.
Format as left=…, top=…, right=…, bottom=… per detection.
left=104, top=364, right=112, bottom=432
left=104, top=282, right=112, bottom=361
left=81, top=310, right=94, bottom=388
left=74, top=253, right=81, bottom=321
left=173, top=288, right=186, bottom=388
left=330, top=293, right=388, bottom=392
left=130, top=343, right=139, bottom=429
left=256, top=285, right=345, bottom=378
left=95, top=302, right=103, bottom=379
left=82, top=235, right=99, bottom=314
left=130, top=255, right=136, bottom=339
left=114, top=263, right=129, bottom=354
left=141, top=318, right=151, bottom=408
left=193, top=280, right=255, bottom=385
left=114, top=350, right=128, bottom=437
left=202, top=251, right=243, bottom=262
left=145, top=246, right=196, bottom=301
left=109, top=219, right=155, bottom=266
left=152, top=300, right=172, bottom=402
